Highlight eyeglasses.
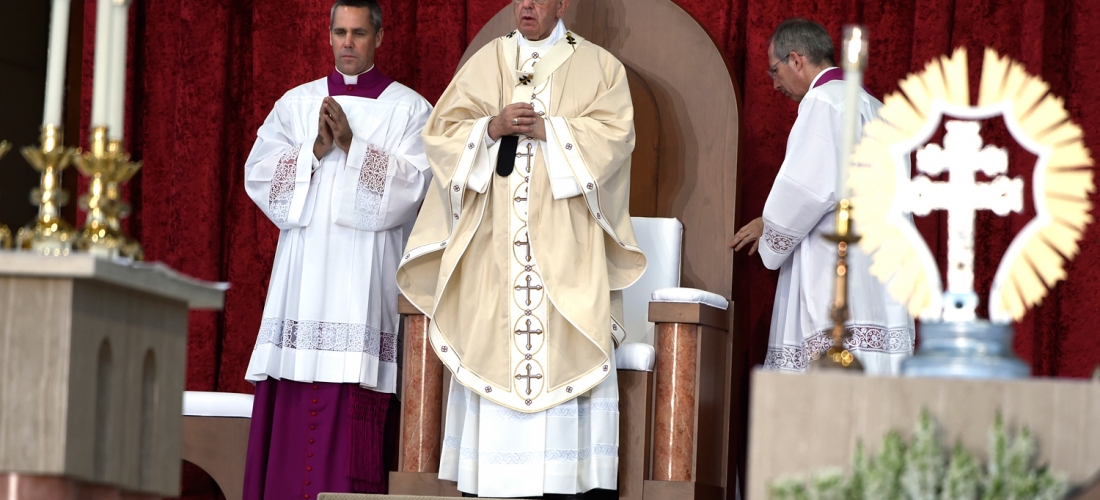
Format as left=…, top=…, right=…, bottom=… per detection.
left=513, top=0, right=552, bottom=4
left=767, top=55, right=790, bottom=79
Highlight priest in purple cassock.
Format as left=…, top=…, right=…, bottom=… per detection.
left=730, top=18, right=914, bottom=375
left=240, top=1, right=433, bottom=498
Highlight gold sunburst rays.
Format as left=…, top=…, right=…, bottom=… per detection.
left=849, top=48, right=974, bottom=319
left=850, top=46, right=1095, bottom=322
left=980, top=48, right=1096, bottom=322
left=849, top=140, right=937, bottom=318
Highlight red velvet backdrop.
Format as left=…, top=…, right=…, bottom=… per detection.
left=80, top=0, right=1100, bottom=398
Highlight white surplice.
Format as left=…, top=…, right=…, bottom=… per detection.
left=436, top=21, right=620, bottom=497
left=759, top=68, right=915, bottom=375
left=243, top=72, right=433, bottom=394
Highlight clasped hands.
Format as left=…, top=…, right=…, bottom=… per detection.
left=489, top=103, right=546, bottom=142
left=314, top=97, right=353, bottom=161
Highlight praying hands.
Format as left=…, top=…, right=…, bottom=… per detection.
left=323, top=97, right=354, bottom=153
left=315, top=97, right=354, bottom=160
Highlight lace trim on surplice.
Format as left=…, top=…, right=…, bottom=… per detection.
left=763, top=224, right=801, bottom=254
left=350, top=145, right=391, bottom=230
left=268, top=146, right=302, bottom=223
left=763, top=324, right=914, bottom=371
left=255, top=317, right=397, bottom=363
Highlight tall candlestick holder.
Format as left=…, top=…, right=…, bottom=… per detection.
left=73, top=126, right=143, bottom=260
left=0, top=140, right=11, bottom=249
left=809, top=199, right=864, bottom=371
left=809, top=25, right=868, bottom=372
left=16, top=125, right=79, bottom=255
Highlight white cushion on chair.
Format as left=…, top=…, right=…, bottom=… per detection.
left=183, top=391, right=254, bottom=418
left=651, top=287, right=729, bottom=310
left=622, top=217, right=683, bottom=345
left=615, top=342, right=656, bottom=371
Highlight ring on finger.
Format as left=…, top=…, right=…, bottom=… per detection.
left=512, top=118, right=519, bottom=125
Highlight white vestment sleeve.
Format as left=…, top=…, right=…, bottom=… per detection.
left=759, top=95, right=841, bottom=270
left=543, top=117, right=583, bottom=200
left=335, top=101, right=434, bottom=231
left=244, top=98, right=318, bottom=230
left=466, top=139, right=498, bottom=194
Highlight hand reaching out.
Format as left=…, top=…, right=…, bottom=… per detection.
left=730, top=217, right=763, bottom=255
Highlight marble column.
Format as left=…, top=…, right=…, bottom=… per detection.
left=643, top=300, right=732, bottom=500
left=651, top=323, right=699, bottom=482
left=398, top=303, right=443, bottom=473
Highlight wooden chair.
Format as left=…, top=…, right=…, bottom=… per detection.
left=181, top=391, right=254, bottom=500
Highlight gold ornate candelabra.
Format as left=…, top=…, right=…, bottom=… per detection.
left=0, top=140, right=11, bottom=249
left=810, top=199, right=864, bottom=371
left=16, top=125, right=79, bottom=255
left=809, top=25, right=868, bottom=372
left=72, top=126, right=143, bottom=260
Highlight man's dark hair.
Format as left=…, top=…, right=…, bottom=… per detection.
left=768, top=18, right=835, bottom=67
left=330, top=0, right=382, bottom=33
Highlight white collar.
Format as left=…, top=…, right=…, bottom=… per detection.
left=337, top=65, right=375, bottom=85
left=519, top=19, right=566, bottom=48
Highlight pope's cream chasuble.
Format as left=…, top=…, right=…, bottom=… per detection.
left=397, top=23, right=645, bottom=414
left=397, top=20, right=644, bottom=496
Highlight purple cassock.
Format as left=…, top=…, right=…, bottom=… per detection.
left=242, top=67, right=398, bottom=500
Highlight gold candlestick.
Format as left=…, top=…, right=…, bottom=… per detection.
left=809, top=25, right=867, bottom=372
left=0, top=141, right=11, bottom=249
left=16, top=125, right=79, bottom=255
left=104, top=137, right=143, bottom=261
left=73, top=126, right=143, bottom=260
left=810, top=199, right=864, bottom=371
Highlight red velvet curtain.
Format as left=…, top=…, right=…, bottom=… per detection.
left=79, top=0, right=1100, bottom=397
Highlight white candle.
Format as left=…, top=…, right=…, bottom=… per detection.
left=90, top=0, right=114, bottom=128
left=837, top=25, right=868, bottom=201
left=42, top=0, right=72, bottom=128
left=106, top=0, right=132, bottom=140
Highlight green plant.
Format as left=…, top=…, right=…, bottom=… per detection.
left=865, top=431, right=906, bottom=499
left=768, top=410, right=1069, bottom=500
left=941, top=442, right=982, bottom=500
left=901, top=411, right=944, bottom=500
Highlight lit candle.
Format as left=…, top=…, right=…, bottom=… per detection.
left=838, top=25, right=868, bottom=201
left=106, top=0, right=132, bottom=140
left=90, top=0, right=114, bottom=128
left=42, top=0, right=72, bottom=128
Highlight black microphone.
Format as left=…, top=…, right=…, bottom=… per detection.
left=496, top=135, right=519, bottom=177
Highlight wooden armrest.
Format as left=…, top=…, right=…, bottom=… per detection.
left=398, top=294, right=423, bottom=315
left=648, top=301, right=728, bottom=331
